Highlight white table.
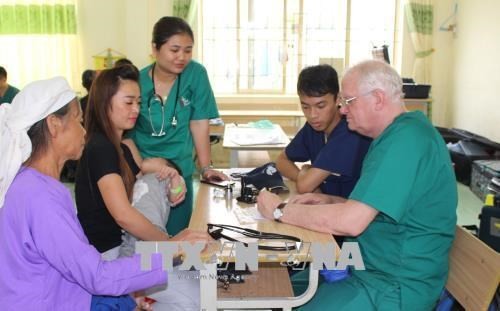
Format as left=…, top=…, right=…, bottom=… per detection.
left=189, top=171, right=335, bottom=310
left=222, top=123, right=290, bottom=167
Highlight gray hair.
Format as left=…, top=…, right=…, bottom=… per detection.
left=0, top=76, right=76, bottom=208
left=26, top=100, right=74, bottom=162
left=344, top=60, right=403, bottom=104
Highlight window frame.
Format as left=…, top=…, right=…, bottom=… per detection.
left=199, top=0, right=403, bottom=97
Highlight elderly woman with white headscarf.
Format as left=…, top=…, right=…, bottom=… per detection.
left=0, top=77, right=166, bottom=310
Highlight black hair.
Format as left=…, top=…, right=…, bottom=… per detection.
left=152, top=16, right=194, bottom=50
left=297, top=64, right=339, bottom=98
left=114, top=58, right=133, bottom=68
left=0, top=66, right=6, bottom=79
left=85, top=64, right=139, bottom=198
left=81, top=69, right=96, bottom=92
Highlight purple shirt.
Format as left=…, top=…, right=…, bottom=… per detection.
left=0, top=167, right=167, bottom=310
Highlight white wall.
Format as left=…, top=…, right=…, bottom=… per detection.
left=77, top=0, right=173, bottom=81
left=76, top=1, right=499, bottom=143
left=449, top=0, right=500, bottom=142
left=77, top=0, right=125, bottom=71
left=399, top=0, right=455, bottom=128
left=430, top=0, right=455, bottom=128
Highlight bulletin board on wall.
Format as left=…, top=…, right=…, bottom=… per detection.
left=92, top=48, right=126, bottom=70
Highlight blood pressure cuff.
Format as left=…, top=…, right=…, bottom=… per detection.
left=240, top=162, right=288, bottom=193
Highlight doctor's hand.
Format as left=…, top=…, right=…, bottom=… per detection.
left=288, top=192, right=335, bottom=205
left=256, top=189, right=283, bottom=220
left=288, top=193, right=346, bottom=205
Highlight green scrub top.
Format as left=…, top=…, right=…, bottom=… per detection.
left=0, top=85, right=20, bottom=104
left=297, top=111, right=457, bottom=310
left=128, top=61, right=219, bottom=235
left=129, top=60, right=219, bottom=178
left=347, top=111, right=458, bottom=310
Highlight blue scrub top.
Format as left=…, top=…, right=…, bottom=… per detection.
left=285, top=118, right=371, bottom=197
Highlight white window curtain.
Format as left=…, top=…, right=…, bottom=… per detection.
left=0, top=0, right=81, bottom=90
left=404, top=0, right=434, bottom=83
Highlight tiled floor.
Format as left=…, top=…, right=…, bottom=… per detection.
left=456, top=182, right=483, bottom=226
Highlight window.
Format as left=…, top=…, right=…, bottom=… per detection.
left=201, top=0, right=399, bottom=95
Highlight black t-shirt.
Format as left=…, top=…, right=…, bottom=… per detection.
left=75, top=132, right=140, bottom=252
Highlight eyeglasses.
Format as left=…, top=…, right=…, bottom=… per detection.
left=337, top=89, right=376, bottom=108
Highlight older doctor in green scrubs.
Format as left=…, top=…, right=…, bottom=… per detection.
left=257, top=60, right=457, bottom=310
left=128, top=16, right=228, bottom=235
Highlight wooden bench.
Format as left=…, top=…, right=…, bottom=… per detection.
left=445, top=225, right=500, bottom=311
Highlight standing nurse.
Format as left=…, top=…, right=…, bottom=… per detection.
left=128, top=16, right=228, bottom=235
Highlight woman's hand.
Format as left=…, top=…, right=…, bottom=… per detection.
left=134, top=295, right=154, bottom=311
left=153, top=164, right=186, bottom=205
left=169, top=228, right=213, bottom=244
left=169, top=229, right=215, bottom=259
left=155, top=165, right=178, bottom=181
left=168, top=174, right=186, bottom=206
left=203, top=168, right=229, bottom=182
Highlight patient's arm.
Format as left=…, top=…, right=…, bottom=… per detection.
left=98, top=174, right=170, bottom=242
left=295, top=165, right=331, bottom=194
left=276, top=151, right=331, bottom=193
left=122, top=139, right=186, bottom=202
left=276, top=151, right=300, bottom=181
left=122, top=138, right=180, bottom=175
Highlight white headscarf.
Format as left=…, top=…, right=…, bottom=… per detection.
left=0, top=76, right=76, bottom=208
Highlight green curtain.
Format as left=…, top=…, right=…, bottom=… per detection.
left=405, top=2, right=433, bottom=35
left=0, top=1, right=80, bottom=90
left=173, top=0, right=191, bottom=19
left=0, top=4, right=77, bottom=34
left=404, top=0, right=434, bottom=83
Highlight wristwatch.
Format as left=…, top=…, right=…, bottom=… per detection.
left=273, top=202, right=287, bottom=222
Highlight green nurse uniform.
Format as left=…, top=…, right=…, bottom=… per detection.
left=129, top=60, right=219, bottom=235
left=0, top=85, right=20, bottom=104
left=297, top=111, right=457, bottom=310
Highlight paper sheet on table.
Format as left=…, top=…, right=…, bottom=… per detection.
left=228, top=126, right=288, bottom=146
left=233, top=206, right=265, bottom=224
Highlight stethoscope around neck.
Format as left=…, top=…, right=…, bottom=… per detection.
left=147, top=63, right=181, bottom=137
